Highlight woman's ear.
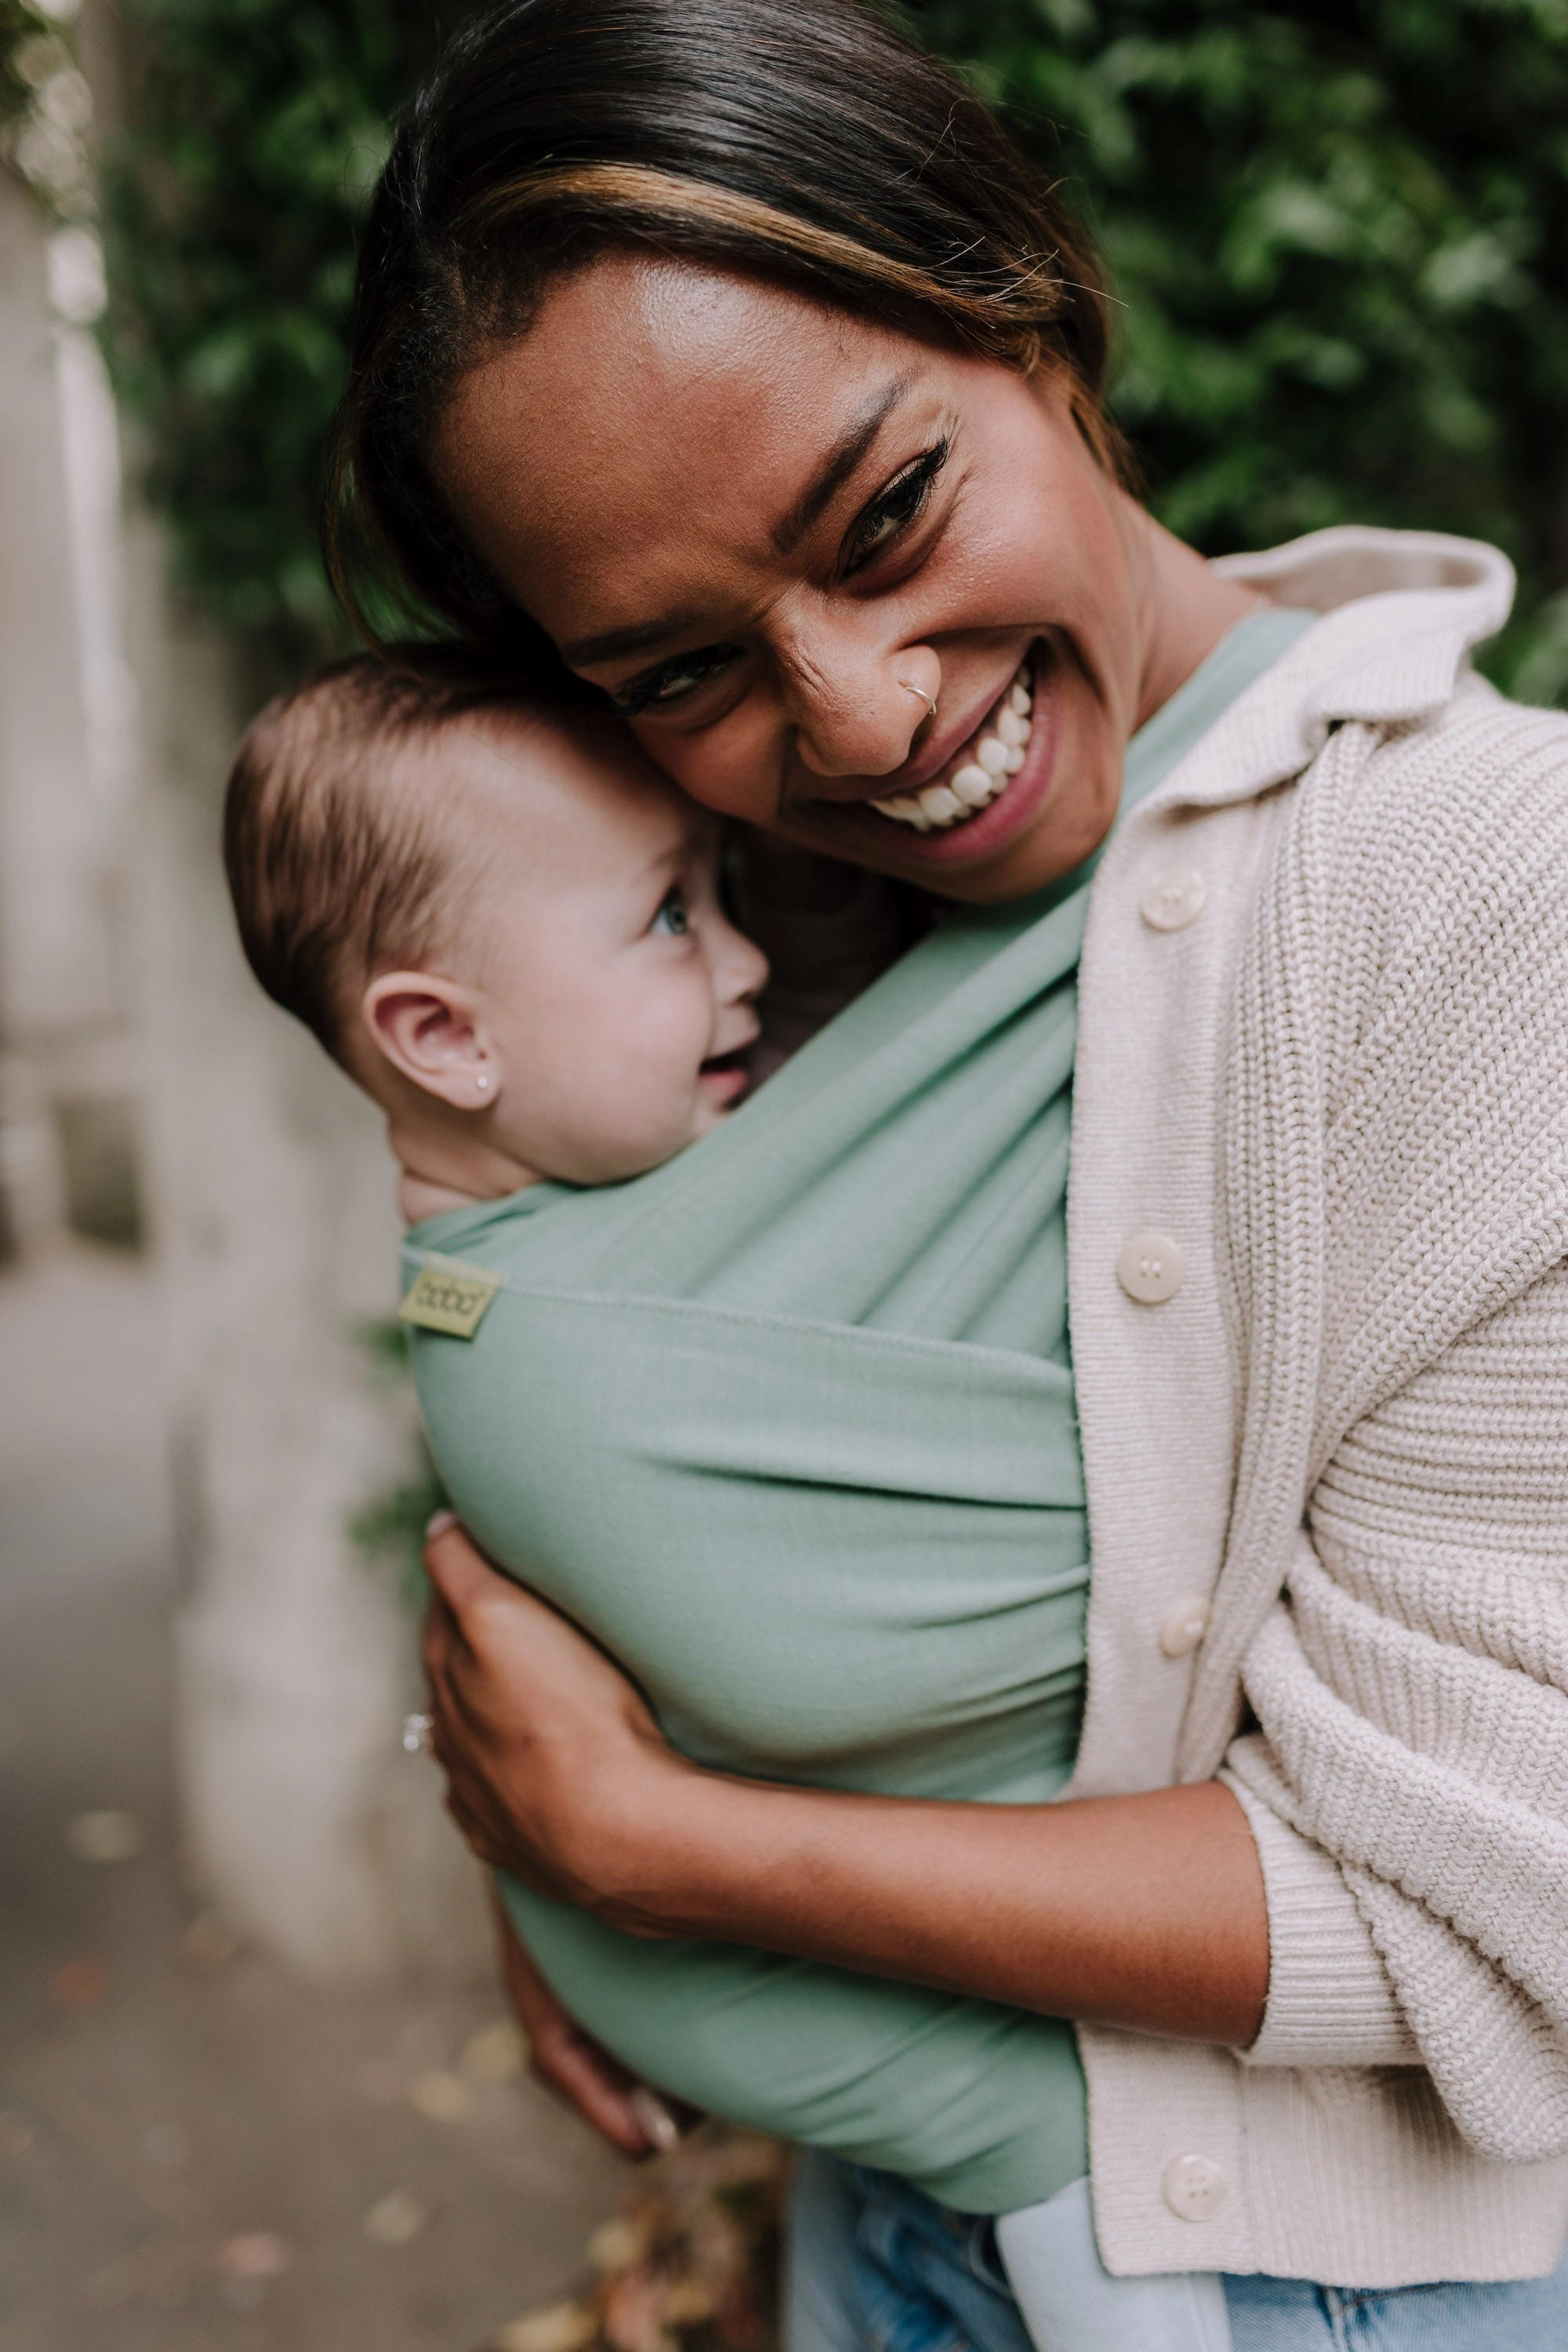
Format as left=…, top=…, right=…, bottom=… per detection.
left=361, top=970, right=497, bottom=1112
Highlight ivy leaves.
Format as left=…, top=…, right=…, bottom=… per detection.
left=913, top=0, right=1568, bottom=691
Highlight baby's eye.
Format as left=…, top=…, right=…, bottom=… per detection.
left=650, top=886, right=691, bottom=938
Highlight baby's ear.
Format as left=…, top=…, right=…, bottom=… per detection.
left=360, top=971, right=495, bottom=1112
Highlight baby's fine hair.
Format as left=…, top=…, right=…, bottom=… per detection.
left=223, top=649, right=545, bottom=1066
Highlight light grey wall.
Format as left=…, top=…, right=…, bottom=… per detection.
left=0, top=127, right=488, bottom=1984
left=122, top=528, right=492, bottom=1984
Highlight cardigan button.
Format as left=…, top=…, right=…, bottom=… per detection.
left=1116, top=1231, right=1186, bottom=1304
left=1142, top=866, right=1207, bottom=931
left=1162, top=2153, right=1229, bottom=2222
left=1159, top=1596, right=1211, bottom=1659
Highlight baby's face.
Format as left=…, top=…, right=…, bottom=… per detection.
left=441, top=715, right=768, bottom=1185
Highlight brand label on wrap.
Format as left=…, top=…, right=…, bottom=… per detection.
left=398, top=1254, right=502, bottom=1339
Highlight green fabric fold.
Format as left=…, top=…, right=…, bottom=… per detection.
left=407, top=880, right=1093, bottom=2213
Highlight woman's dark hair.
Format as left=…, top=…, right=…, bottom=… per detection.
left=328, top=0, right=1120, bottom=677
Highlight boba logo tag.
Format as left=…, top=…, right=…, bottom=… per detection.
left=399, top=1255, right=502, bottom=1339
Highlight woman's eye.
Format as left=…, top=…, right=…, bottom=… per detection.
left=650, top=886, right=691, bottom=938
left=611, top=644, right=741, bottom=718
left=845, top=439, right=949, bottom=575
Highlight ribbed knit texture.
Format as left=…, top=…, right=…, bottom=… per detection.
left=1065, top=528, right=1568, bottom=2284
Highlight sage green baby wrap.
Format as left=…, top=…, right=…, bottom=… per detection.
left=401, top=611, right=1313, bottom=2216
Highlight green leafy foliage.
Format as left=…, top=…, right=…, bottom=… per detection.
left=913, top=0, right=1568, bottom=694
left=97, top=0, right=1568, bottom=691
left=99, top=2, right=460, bottom=661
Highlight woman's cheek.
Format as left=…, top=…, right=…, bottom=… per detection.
left=633, top=704, right=779, bottom=826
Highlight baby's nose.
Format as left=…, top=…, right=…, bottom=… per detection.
left=724, top=923, right=770, bottom=1003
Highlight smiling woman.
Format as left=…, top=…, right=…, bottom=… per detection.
left=327, top=0, right=1207, bottom=909
left=419, top=258, right=1218, bottom=904
left=325, top=6, right=1568, bottom=2351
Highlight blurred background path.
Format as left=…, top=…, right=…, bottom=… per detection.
left=0, top=1243, right=623, bottom=2352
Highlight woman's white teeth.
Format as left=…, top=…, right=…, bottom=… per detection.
left=872, top=658, right=1036, bottom=834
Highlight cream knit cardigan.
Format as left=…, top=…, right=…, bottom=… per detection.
left=1066, top=526, right=1568, bottom=2285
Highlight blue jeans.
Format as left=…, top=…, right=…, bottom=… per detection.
left=785, top=2156, right=1568, bottom=2352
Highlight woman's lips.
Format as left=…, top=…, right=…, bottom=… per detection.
left=822, top=644, right=1059, bottom=872
left=869, top=651, right=1036, bottom=834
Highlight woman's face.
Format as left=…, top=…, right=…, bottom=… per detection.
left=433, top=255, right=1149, bottom=902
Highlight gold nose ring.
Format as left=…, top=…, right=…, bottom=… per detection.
left=898, top=680, right=938, bottom=723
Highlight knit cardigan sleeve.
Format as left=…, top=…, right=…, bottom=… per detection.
left=1218, top=690, right=1568, bottom=2164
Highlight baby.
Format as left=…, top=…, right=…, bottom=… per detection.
left=223, top=653, right=1228, bottom=2352
left=224, top=655, right=782, bottom=1218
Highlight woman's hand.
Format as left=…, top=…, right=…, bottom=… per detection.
left=488, top=1889, right=697, bottom=2159
left=422, top=1515, right=695, bottom=1925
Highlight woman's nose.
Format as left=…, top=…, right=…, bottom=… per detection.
left=787, top=643, right=942, bottom=782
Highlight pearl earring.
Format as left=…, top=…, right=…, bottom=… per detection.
left=475, top=1072, right=490, bottom=1094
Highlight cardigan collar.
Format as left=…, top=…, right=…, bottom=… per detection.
left=1140, top=526, right=1516, bottom=818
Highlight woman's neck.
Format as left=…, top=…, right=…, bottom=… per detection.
left=1124, top=503, right=1265, bottom=734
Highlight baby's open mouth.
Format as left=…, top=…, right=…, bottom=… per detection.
left=868, top=652, right=1034, bottom=835
left=699, top=1046, right=753, bottom=1092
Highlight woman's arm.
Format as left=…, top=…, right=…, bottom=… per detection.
left=423, top=1520, right=1270, bottom=2048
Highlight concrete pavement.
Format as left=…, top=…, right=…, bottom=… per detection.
left=0, top=1247, right=626, bottom=2350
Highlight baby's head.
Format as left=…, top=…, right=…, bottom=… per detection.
left=223, top=655, right=767, bottom=1195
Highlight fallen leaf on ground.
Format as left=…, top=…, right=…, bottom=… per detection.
left=494, top=2302, right=598, bottom=2352
left=216, top=2232, right=291, bottom=2279
left=408, top=2069, right=470, bottom=2123
left=51, top=1959, right=106, bottom=2008
left=182, top=1911, right=240, bottom=1969
left=364, top=2189, right=428, bottom=2246
left=589, top=2216, right=652, bottom=2274
left=66, top=1809, right=143, bottom=1864
left=463, top=2018, right=526, bottom=2084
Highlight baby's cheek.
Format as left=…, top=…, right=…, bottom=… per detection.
left=580, top=1044, right=705, bottom=1174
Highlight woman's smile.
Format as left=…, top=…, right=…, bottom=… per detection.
left=817, top=641, right=1063, bottom=873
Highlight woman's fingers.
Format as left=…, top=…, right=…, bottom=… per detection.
left=532, top=2017, right=666, bottom=2159
left=490, top=1894, right=680, bottom=2158
left=416, top=1513, right=688, bottom=1915
left=423, top=1512, right=514, bottom=1619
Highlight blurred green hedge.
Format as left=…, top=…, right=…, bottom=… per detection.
left=96, top=0, right=1568, bottom=693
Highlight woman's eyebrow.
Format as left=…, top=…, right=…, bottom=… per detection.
left=560, top=607, right=706, bottom=667
left=770, top=376, right=913, bottom=557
